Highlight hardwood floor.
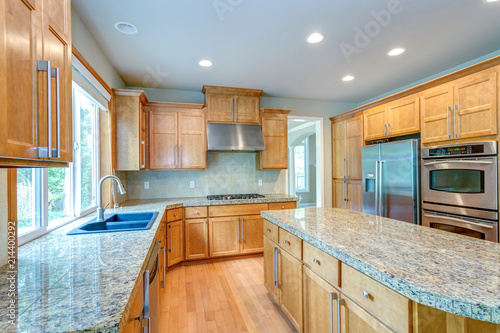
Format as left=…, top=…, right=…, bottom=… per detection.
left=159, top=257, right=296, bottom=333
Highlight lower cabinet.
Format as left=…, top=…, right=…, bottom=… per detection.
left=167, top=220, right=184, bottom=267
left=333, top=179, right=363, bottom=212
left=185, top=218, right=209, bottom=260
left=240, top=215, right=264, bottom=254
left=340, top=296, right=393, bottom=333
left=263, top=236, right=279, bottom=302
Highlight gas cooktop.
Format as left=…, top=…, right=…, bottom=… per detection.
left=207, top=194, right=265, bottom=200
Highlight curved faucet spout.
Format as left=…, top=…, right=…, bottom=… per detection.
left=97, top=175, right=126, bottom=221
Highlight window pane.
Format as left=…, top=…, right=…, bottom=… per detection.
left=294, top=141, right=306, bottom=191
left=17, top=169, right=36, bottom=235
left=48, top=167, right=72, bottom=228
left=78, top=90, right=96, bottom=211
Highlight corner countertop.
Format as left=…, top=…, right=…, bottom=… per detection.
left=0, top=194, right=297, bottom=333
left=261, top=208, right=500, bottom=324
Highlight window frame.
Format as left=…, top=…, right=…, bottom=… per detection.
left=294, top=137, right=309, bottom=193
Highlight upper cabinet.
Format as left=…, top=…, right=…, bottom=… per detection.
left=113, top=89, right=149, bottom=171
left=0, top=0, right=72, bottom=166
left=259, top=109, right=291, bottom=170
left=421, top=68, right=498, bottom=144
left=332, top=113, right=363, bottom=180
left=364, top=94, right=420, bottom=142
left=202, top=86, right=262, bottom=124
left=146, top=102, right=207, bottom=170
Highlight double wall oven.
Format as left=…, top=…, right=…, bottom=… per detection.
left=421, top=141, right=498, bottom=242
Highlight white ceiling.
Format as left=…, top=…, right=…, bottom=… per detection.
left=73, top=0, right=500, bottom=104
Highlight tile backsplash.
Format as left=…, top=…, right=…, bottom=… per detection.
left=116, top=152, right=286, bottom=202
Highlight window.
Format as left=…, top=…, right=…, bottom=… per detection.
left=294, top=138, right=308, bottom=192
left=17, top=83, right=101, bottom=244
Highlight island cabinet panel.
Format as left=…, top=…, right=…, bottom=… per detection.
left=263, top=235, right=279, bottom=303
left=341, top=263, right=411, bottom=333
left=185, top=218, right=208, bottom=260
left=209, top=216, right=240, bottom=257
left=340, top=295, right=394, bottom=333
left=167, top=220, right=183, bottom=267
left=278, top=228, right=302, bottom=260
left=264, top=219, right=279, bottom=243
left=239, top=215, right=264, bottom=254
left=279, top=247, right=303, bottom=333
left=303, top=266, right=340, bottom=333
left=157, top=222, right=167, bottom=295
left=303, top=241, right=340, bottom=288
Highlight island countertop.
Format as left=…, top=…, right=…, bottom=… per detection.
left=0, top=194, right=297, bottom=333
left=261, top=207, right=500, bottom=324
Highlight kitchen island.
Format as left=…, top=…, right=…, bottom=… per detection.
left=0, top=194, right=297, bottom=333
left=261, top=207, right=500, bottom=332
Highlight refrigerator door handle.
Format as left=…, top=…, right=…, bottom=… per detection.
left=379, top=161, right=385, bottom=217
left=375, top=161, right=379, bottom=216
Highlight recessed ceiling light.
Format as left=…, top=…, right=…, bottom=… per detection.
left=114, top=22, right=138, bottom=35
left=342, top=75, right=355, bottom=82
left=388, top=48, right=406, bottom=56
left=484, top=0, right=499, bottom=3
left=306, top=32, right=325, bottom=44
left=199, top=59, right=213, bottom=67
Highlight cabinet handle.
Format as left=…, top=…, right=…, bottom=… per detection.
left=174, top=145, right=178, bottom=168
left=263, top=150, right=266, bottom=168
left=267, top=228, right=272, bottom=233
left=204, top=220, right=207, bottom=246
left=240, top=217, right=244, bottom=242
left=273, top=247, right=277, bottom=286
left=276, top=248, right=281, bottom=289
left=281, top=206, right=285, bottom=209
left=447, top=106, right=452, bottom=139
left=454, top=105, right=459, bottom=138
left=284, top=240, right=290, bottom=245
left=383, top=124, right=387, bottom=135
left=231, top=98, right=234, bottom=122
left=236, top=218, right=240, bottom=242
left=342, top=158, right=347, bottom=179
left=169, top=225, right=172, bottom=252
left=37, top=60, right=52, bottom=158
left=141, top=140, right=146, bottom=169
left=338, top=298, right=345, bottom=333
left=235, top=98, right=238, bottom=122
left=362, top=290, right=371, bottom=299
left=51, top=67, right=61, bottom=158
left=160, top=247, right=166, bottom=288
left=313, top=258, right=320, bottom=265
left=330, top=292, right=338, bottom=333
left=195, top=211, right=199, bottom=215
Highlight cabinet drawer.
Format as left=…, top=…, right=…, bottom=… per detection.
left=341, top=263, right=411, bottom=333
left=166, top=208, right=183, bottom=222
left=209, top=203, right=269, bottom=217
left=264, top=219, right=278, bottom=243
left=269, top=201, right=297, bottom=210
left=278, top=228, right=302, bottom=260
left=184, top=206, right=207, bottom=219
left=303, top=242, right=340, bottom=288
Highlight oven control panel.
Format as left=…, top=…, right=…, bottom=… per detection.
left=422, top=141, right=497, bottom=158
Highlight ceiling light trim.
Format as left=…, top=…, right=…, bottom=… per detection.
left=114, top=22, right=138, bottom=35
left=306, top=32, right=325, bottom=44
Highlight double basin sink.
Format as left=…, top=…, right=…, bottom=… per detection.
left=67, top=211, right=159, bottom=235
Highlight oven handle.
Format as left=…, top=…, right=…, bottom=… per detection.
left=423, top=214, right=495, bottom=229
left=423, top=160, right=493, bottom=166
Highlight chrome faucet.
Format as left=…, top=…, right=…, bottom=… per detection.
left=96, top=175, right=126, bottom=221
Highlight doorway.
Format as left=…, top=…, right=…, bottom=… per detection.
left=287, top=117, right=324, bottom=208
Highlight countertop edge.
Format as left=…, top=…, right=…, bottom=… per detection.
left=261, top=211, right=500, bottom=324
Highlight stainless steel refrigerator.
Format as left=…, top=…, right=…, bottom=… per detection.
left=362, top=139, right=420, bottom=224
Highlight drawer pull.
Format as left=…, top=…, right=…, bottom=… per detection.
left=195, top=211, right=199, bottom=215
left=284, top=240, right=290, bottom=245
left=267, top=228, right=272, bottom=233
left=282, top=206, right=285, bottom=209
left=313, top=258, right=320, bottom=265
left=362, top=290, right=371, bottom=299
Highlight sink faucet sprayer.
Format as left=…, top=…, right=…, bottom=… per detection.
left=97, top=175, right=126, bottom=221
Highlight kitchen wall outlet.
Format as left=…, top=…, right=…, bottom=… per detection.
left=144, top=182, right=149, bottom=189
left=258, top=179, right=262, bottom=187
left=190, top=181, right=195, bottom=188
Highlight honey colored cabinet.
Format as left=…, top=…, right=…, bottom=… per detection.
left=209, top=217, right=240, bottom=257
left=239, top=215, right=264, bottom=254
left=146, top=102, right=206, bottom=170
left=339, top=295, right=394, bottom=333
left=259, top=109, right=291, bottom=169
left=279, top=248, right=303, bottom=333
left=263, top=236, right=279, bottom=303
left=185, top=218, right=208, bottom=260
left=364, top=95, right=420, bottom=141
left=332, top=179, right=363, bottom=212
left=331, top=114, right=363, bottom=180
left=167, top=220, right=183, bottom=267
left=113, top=89, right=149, bottom=170
left=202, top=86, right=263, bottom=124
left=421, top=68, right=498, bottom=144
left=0, top=0, right=72, bottom=165
left=157, top=221, right=167, bottom=297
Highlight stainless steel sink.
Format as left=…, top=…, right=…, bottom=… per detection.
left=67, top=212, right=159, bottom=235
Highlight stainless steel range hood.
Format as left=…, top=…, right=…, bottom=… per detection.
left=207, top=123, right=265, bottom=152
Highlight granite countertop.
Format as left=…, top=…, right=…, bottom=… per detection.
left=261, top=208, right=500, bottom=324
left=0, top=194, right=296, bottom=333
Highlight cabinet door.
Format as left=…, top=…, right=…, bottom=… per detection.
left=150, top=111, right=178, bottom=169
left=209, top=217, right=239, bottom=257
left=363, top=106, right=387, bottom=141
left=333, top=179, right=347, bottom=209
left=234, top=95, right=260, bottom=124
left=420, top=84, right=454, bottom=144
left=279, top=248, right=303, bottom=333
left=167, top=221, right=183, bottom=267
left=303, top=267, right=340, bottom=333
left=340, top=295, right=393, bottom=333
left=332, top=121, right=346, bottom=179
left=345, top=116, right=363, bottom=179
left=139, top=102, right=148, bottom=170
left=347, top=181, right=363, bottom=212
left=239, top=215, right=264, bottom=254
left=179, top=110, right=206, bottom=169
left=185, top=218, right=208, bottom=260
left=454, top=70, right=497, bottom=139
left=0, top=0, right=42, bottom=160
left=42, top=0, right=72, bottom=162
left=263, top=236, right=279, bottom=303
left=387, top=95, right=420, bottom=137
left=261, top=115, right=288, bottom=169
left=206, top=94, right=234, bottom=122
